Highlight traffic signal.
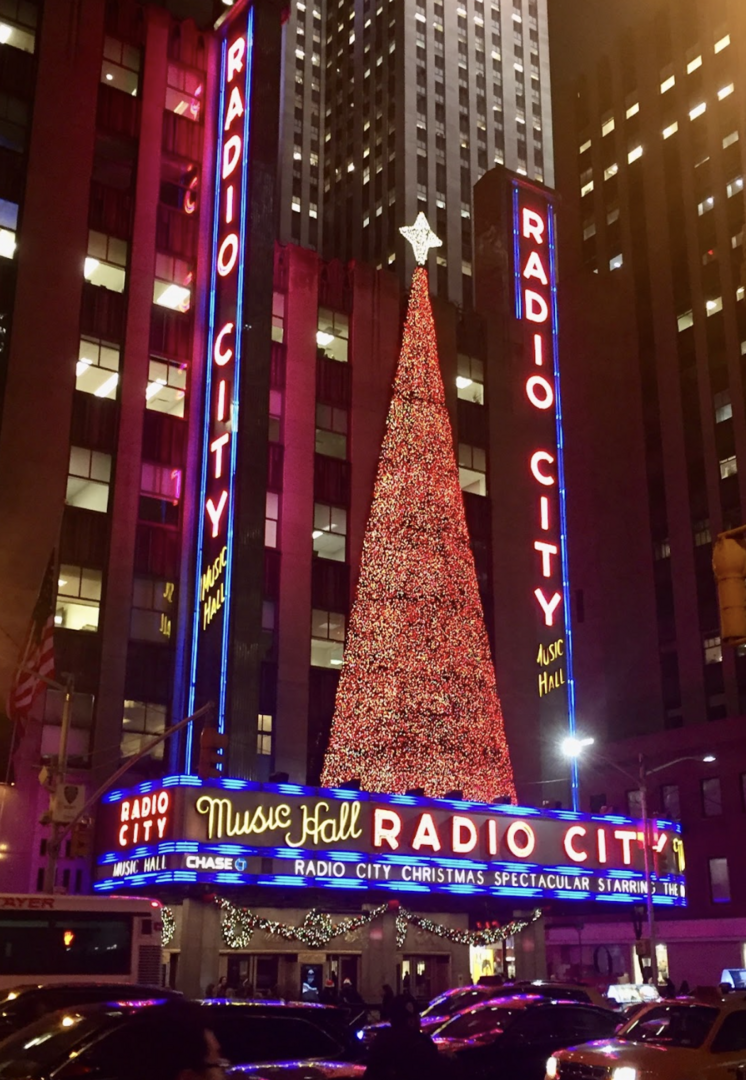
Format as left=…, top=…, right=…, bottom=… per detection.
left=713, top=535, right=746, bottom=644
left=198, top=727, right=228, bottom=779
left=69, top=823, right=93, bottom=859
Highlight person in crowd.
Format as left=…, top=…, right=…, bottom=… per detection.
left=321, top=978, right=338, bottom=1005
left=679, top=979, right=690, bottom=995
left=340, top=977, right=364, bottom=1006
left=204, top=983, right=215, bottom=999
left=380, top=984, right=394, bottom=1022
left=215, top=976, right=228, bottom=997
left=364, top=995, right=445, bottom=1080
left=662, top=977, right=676, bottom=998
left=125, top=1001, right=228, bottom=1080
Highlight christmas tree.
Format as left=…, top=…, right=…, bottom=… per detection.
left=321, top=215, right=515, bottom=803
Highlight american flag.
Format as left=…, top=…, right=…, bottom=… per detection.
left=7, top=554, right=56, bottom=726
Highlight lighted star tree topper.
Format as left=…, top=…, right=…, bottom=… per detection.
left=320, top=215, right=516, bottom=803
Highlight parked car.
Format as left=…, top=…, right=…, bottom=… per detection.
left=357, top=984, right=495, bottom=1048
left=478, top=980, right=610, bottom=1010
left=546, top=996, right=746, bottom=1080
left=230, top=1066, right=365, bottom=1079
left=0, top=983, right=182, bottom=1039
left=433, top=994, right=619, bottom=1079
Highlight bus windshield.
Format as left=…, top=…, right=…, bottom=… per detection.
left=0, top=912, right=133, bottom=977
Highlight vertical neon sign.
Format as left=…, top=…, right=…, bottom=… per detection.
left=512, top=180, right=578, bottom=809
left=187, top=6, right=254, bottom=766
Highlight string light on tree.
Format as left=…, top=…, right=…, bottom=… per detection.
left=321, top=216, right=516, bottom=803
left=394, top=907, right=542, bottom=950
left=217, top=897, right=388, bottom=950
left=161, top=906, right=175, bottom=947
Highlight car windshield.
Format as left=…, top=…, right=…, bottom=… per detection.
left=0, top=1009, right=117, bottom=1079
left=619, top=1004, right=718, bottom=1049
left=437, top=1005, right=516, bottom=1039
left=422, top=989, right=485, bottom=1019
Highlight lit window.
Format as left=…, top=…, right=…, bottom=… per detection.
left=154, top=253, right=192, bottom=312
left=662, top=121, right=678, bottom=139
left=121, top=701, right=166, bottom=760
left=580, top=179, right=594, bottom=197
left=654, top=539, right=670, bottom=560
left=601, top=116, right=615, bottom=137
left=707, top=296, right=723, bottom=316
left=85, top=231, right=127, bottom=292
left=0, top=197, right=17, bottom=258
left=66, top=447, right=111, bottom=513
left=714, top=34, right=730, bottom=54
left=101, top=36, right=140, bottom=95
left=257, top=713, right=273, bottom=756
left=697, top=196, right=714, bottom=216
left=693, top=518, right=712, bottom=546
left=311, top=609, right=345, bottom=667
left=609, top=253, right=623, bottom=271
left=0, top=15, right=35, bottom=54
left=315, top=403, right=348, bottom=458
left=313, top=503, right=347, bottom=561
left=687, top=55, right=702, bottom=73
left=607, top=207, right=620, bottom=225
left=265, top=492, right=279, bottom=548
left=718, top=83, right=735, bottom=101
left=316, top=307, right=349, bottom=362
left=56, top=565, right=102, bottom=632
left=578, top=139, right=591, bottom=154
left=727, top=176, right=743, bottom=198
left=141, top=462, right=181, bottom=503
left=458, top=443, right=487, bottom=496
left=130, top=578, right=176, bottom=644
left=76, top=337, right=120, bottom=399
left=720, top=454, right=737, bottom=479
left=628, top=145, right=643, bottom=163
left=689, top=102, right=707, bottom=120
left=583, top=221, right=596, bottom=240
left=677, top=310, right=694, bottom=332
left=714, top=390, right=733, bottom=423
left=660, top=75, right=675, bottom=93
left=165, top=63, right=203, bottom=121
left=604, top=163, right=618, bottom=181
left=456, top=354, right=485, bottom=404
left=272, top=292, right=285, bottom=343
left=625, top=102, right=639, bottom=119
left=709, top=857, right=730, bottom=903
left=723, top=131, right=739, bottom=150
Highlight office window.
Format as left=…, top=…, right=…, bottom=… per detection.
left=268, top=389, right=282, bottom=443
left=121, top=701, right=166, bottom=760
left=697, top=196, right=715, bottom=216
left=457, top=355, right=485, bottom=404
left=626, top=789, right=643, bottom=818
left=458, top=443, right=487, bottom=496
left=313, top=503, right=347, bottom=561
left=677, top=310, right=694, bottom=332
left=130, top=578, right=175, bottom=643
left=662, top=122, right=678, bottom=140
left=661, top=784, right=680, bottom=820
left=165, top=63, right=203, bottom=122
left=720, top=455, right=737, bottom=479
left=101, top=36, right=140, bottom=95
left=704, top=635, right=723, bottom=664
left=0, top=6, right=36, bottom=54
left=76, top=337, right=120, bottom=399
left=66, top=447, right=111, bottom=513
left=146, top=358, right=187, bottom=417
left=609, top=254, right=623, bottom=271
left=702, top=776, right=723, bottom=817
left=0, top=197, right=17, bottom=258
left=85, top=231, right=127, bottom=292
left=141, top=463, right=181, bottom=503
left=257, top=713, right=273, bottom=756
left=265, top=492, right=279, bottom=548
left=709, top=857, right=730, bottom=903
left=311, top=609, right=345, bottom=668
left=315, top=404, right=348, bottom=458
left=317, top=307, right=349, bottom=362
left=56, top=566, right=102, bottom=632
left=714, top=390, right=732, bottom=423
left=153, top=254, right=192, bottom=312
left=727, top=176, right=744, bottom=199
left=272, top=292, right=285, bottom=343
left=628, top=145, right=643, bottom=163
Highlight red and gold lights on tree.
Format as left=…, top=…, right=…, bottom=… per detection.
left=321, top=217, right=515, bottom=803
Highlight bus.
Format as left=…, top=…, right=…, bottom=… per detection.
left=0, top=894, right=163, bottom=989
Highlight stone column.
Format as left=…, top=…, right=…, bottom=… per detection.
left=176, top=899, right=222, bottom=998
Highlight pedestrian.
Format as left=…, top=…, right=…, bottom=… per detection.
left=380, top=984, right=394, bottom=1022
left=340, top=977, right=363, bottom=1006
left=204, top=983, right=215, bottom=998
left=216, top=976, right=228, bottom=997
left=679, top=979, right=690, bottom=995
left=123, top=1001, right=228, bottom=1080
left=364, top=994, right=445, bottom=1080
left=240, top=978, right=254, bottom=999
left=663, top=977, right=676, bottom=998
left=321, top=978, right=338, bottom=1005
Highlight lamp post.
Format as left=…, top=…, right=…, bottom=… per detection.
left=562, top=737, right=715, bottom=986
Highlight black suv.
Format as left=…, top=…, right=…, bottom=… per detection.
left=0, top=984, right=182, bottom=1039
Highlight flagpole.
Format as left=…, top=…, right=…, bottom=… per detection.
left=42, top=673, right=73, bottom=894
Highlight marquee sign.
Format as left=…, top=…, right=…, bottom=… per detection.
left=186, top=2, right=254, bottom=762
left=93, top=777, right=686, bottom=906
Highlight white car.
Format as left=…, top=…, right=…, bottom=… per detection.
left=546, top=997, right=746, bottom=1080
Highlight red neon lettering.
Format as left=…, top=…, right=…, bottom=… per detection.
left=214, top=322, right=235, bottom=366
left=523, top=250, right=549, bottom=285
left=534, top=588, right=562, bottom=626
left=533, top=334, right=544, bottom=366
left=505, top=821, right=536, bottom=858
left=614, top=829, right=638, bottom=866
left=224, top=85, right=244, bottom=132
left=522, top=207, right=545, bottom=244
left=411, top=813, right=442, bottom=852
left=526, top=374, right=554, bottom=410
left=525, top=290, right=549, bottom=323
left=540, top=496, right=549, bottom=530
left=217, top=234, right=239, bottom=277
left=226, top=185, right=235, bottom=225
left=597, top=828, right=608, bottom=864
left=488, top=819, right=498, bottom=855
left=530, top=451, right=555, bottom=486
left=452, top=815, right=478, bottom=853
left=210, top=433, right=231, bottom=480
left=118, top=824, right=128, bottom=847
left=206, top=491, right=229, bottom=537
left=563, top=825, right=588, bottom=863
left=227, top=37, right=246, bottom=82
left=534, top=540, right=559, bottom=577
left=222, top=135, right=242, bottom=180
left=373, top=808, right=401, bottom=849
left=217, top=380, right=227, bottom=422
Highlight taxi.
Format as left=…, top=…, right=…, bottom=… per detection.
left=546, top=996, right=746, bottom=1080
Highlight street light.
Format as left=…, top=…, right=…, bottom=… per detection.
left=560, top=736, right=716, bottom=986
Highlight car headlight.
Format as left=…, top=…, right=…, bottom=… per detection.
left=546, top=1056, right=559, bottom=1078
left=612, top=1068, right=637, bottom=1080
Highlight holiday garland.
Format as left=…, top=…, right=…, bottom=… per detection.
left=161, top=906, right=175, bottom=947
left=217, top=896, right=541, bottom=951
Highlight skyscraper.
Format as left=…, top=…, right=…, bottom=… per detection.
left=278, top=0, right=554, bottom=305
